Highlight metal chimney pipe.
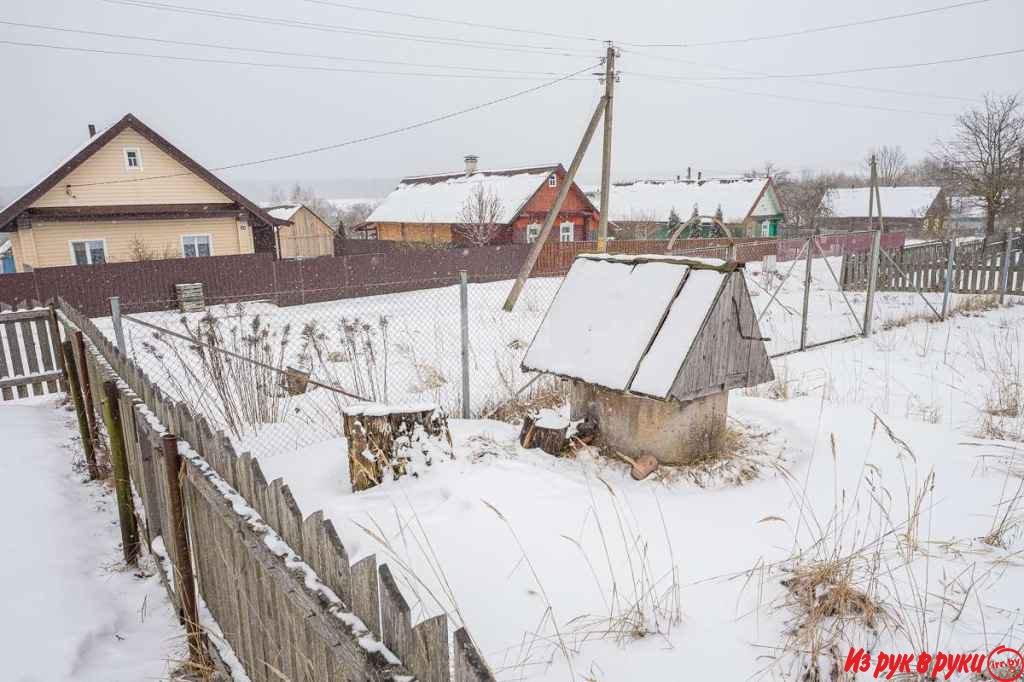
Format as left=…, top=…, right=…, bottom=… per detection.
left=87, top=124, right=96, bottom=137
left=464, top=155, right=479, bottom=174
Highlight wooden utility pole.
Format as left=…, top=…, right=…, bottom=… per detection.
left=502, top=96, right=607, bottom=311
left=867, top=154, right=877, bottom=232
left=596, top=42, right=617, bottom=252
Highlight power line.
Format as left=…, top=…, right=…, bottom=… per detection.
left=627, top=45, right=1024, bottom=81
left=621, top=47, right=980, bottom=103
left=624, top=0, right=999, bottom=48
left=0, top=39, right=590, bottom=80
left=63, top=62, right=600, bottom=189
left=102, top=0, right=596, bottom=57
left=0, top=19, right=581, bottom=76
left=299, top=0, right=604, bottom=44
left=634, top=73, right=956, bottom=118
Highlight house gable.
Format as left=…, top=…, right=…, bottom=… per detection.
left=0, top=113, right=279, bottom=231
left=30, top=127, right=231, bottom=209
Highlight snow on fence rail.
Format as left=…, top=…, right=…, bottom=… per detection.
left=841, top=234, right=1024, bottom=294
left=57, top=297, right=496, bottom=682
left=0, top=305, right=64, bottom=401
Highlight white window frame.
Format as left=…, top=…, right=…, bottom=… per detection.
left=69, top=239, right=108, bottom=265
left=181, top=234, right=214, bottom=258
left=547, top=174, right=557, bottom=188
left=559, top=221, right=575, bottom=242
left=123, top=147, right=143, bottom=171
left=526, top=222, right=542, bottom=243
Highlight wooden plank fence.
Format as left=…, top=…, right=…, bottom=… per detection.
left=56, top=297, right=495, bottom=682
left=841, top=235, right=1024, bottom=295
left=0, top=305, right=64, bottom=401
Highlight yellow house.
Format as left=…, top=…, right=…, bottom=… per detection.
left=0, top=113, right=284, bottom=272
left=265, top=204, right=337, bottom=258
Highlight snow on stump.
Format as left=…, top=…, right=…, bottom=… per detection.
left=519, top=408, right=569, bottom=456
left=521, top=254, right=774, bottom=466
left=630, top=454, right=659, bottom=480
left=342, top=403, right=452, bottom=492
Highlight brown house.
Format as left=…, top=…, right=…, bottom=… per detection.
left=265, top=204, right=337, bottom=258
left=0, top=113, right=284, bottom=272
left=364, top=157, right=599, bottom=245
left=818, top=186, right=947, bottom=236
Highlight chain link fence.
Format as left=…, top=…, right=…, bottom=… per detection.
left=87, top=233, right=1009, bottom=458
left=95, top=275, right=563, bottom=457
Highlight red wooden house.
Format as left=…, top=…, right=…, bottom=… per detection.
left=364, top=157, right=599, bottom=245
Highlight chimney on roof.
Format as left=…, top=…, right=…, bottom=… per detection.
left=464, top=154, right=479, bottom=175
left=87, top=124, right=96, bottom=138
left=686, top=167, right=692, bottom=181
left=697, top=170, right=703, bottom=181
left=675, top=174, right=680, bottom=182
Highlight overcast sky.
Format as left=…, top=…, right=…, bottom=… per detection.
left=1, top=0, right=1021, bottom=198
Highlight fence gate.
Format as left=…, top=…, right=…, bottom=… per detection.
left=0, top=305, right=63, bottom=401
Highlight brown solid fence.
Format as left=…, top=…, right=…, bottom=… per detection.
left=57, top=298, right=496, bottom=682
left=841, top=235, right=1024, bottom=294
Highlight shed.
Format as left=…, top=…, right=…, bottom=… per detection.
left=522, top=253, right=773, bottom=464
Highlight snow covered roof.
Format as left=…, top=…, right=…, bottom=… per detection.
left=265, top=204, right=302, bottom=222
left=367, top=165, right=559, bottom=224
left=600, top=177, right=776, bottom=224
left=522, top=253, right=773, bottom=400
left=823, top=186, right=942, bottom=218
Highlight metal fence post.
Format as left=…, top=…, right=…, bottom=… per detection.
left=1000, top=231, right=1013, bottom=304
left=459, top=270, right=471, bottom=419
left=863, top=230, right=881, bottom=337
left=109, top=296, right=126, bottom=352
left=941, top=237, right=956, bottom=319
left=799, top=235, right=814, bottom=350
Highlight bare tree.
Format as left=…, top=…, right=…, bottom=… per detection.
left=865, top=145, right=908, bottom=186
left=933, top=94, right=1024, bottom=235
left=773, top=170, right=835, bottom=236
left=456, top=184, right=505, bottom=245
left=337, top=202, right=377, bottom=237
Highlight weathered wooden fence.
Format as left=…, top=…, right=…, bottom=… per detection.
left=0, top=305, right=64, bottom=400
left=841, top=235, right=1024, bottom=294
left=57, top=298, right=495, bottom=682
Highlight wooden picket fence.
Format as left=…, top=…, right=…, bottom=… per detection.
left=841, top=235, right=1024, bottom=294
left=57, top=297, right=494, bottom=682
left=0, top=305, right=65, bottom=400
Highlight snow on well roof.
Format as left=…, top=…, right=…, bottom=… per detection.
left=823, top=186, right=942, bottom=218
left=601, top=177, right=771, bottom=223
left=522, top=254, right=729, bottom=396
left=367, top=169, right=552, bottom=224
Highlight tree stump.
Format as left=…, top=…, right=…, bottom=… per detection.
left=284, top=366, right=311, bottom=395
left=342, top=403, right=452, bottom=492
left=519, top=409, right=569, bottom=456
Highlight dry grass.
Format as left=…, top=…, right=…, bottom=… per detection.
left=480, top=379, right=566, bottom=423
left=968, top=324, right=1024, bottom=441
left=654, top=421, right=784, bottom=488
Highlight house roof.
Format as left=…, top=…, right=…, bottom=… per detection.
left=264, top=204, right=302, bottom=223
left=522, top=253, right=749, bottom=398
left=0, top=113, right=283, bottom=230
left=823, top=186, right=943, bottom=218
left=600, top=177, right=780, bottom=224
left=367, top=164, right=567, bottom=224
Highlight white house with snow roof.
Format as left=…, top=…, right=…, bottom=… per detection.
left=595, top=177, right=785, bottom=240
left=364, top=156, right=599, bottom=245
left=819, top=186, right=947, bottom=236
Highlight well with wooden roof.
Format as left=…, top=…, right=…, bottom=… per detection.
left=522, top=253, right=773, bottom=465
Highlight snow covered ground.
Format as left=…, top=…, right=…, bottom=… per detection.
left=1, top=397, right=184, bottom=682
left=88, top=259, right=1024, bottom=680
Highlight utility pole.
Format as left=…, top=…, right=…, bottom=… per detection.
left=596, top=42, right=617, bottom=252
left=867, top=154, right=877, bottom=232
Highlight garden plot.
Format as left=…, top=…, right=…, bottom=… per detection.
left=93, top=277, right=561, bottom=455
left=89, top=263, right=1024, bottom=679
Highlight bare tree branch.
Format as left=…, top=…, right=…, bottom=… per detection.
left=456, top=184, right=506, bottom=246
